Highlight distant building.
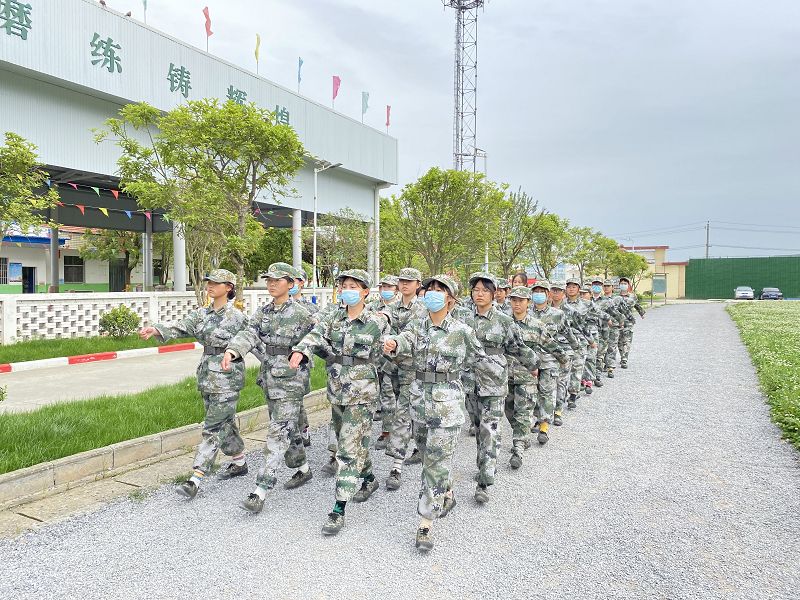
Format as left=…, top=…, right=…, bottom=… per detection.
left=619, top=245, right=686, bottom=299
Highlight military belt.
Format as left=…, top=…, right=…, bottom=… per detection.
left=416, top=370, right=460, bottom=384
left=264, top=346, right=291, bottom=356
left=203, top=346, right=227, bottom=356
left=483, top=347, right=504, bottom=356
left=332, top=355, right=371, bottom=367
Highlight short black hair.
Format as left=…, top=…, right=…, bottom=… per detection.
left=471, top=279, right=497, bottom=294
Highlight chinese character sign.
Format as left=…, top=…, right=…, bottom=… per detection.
left=275, top=105, right=290, bottom=126
left=167, top=63, right=191, bottom=98
left=226, top=85, right=247, bottom=105
left=0, top=0, right=32, bottom=39
left=90, top=33, right=122, bottom=74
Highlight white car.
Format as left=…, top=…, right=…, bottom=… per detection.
left=734, top=286, right=755, bottom=300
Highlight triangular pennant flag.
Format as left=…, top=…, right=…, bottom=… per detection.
left=16, top=242, right=22, bottom=247
left=253, top=207, right=261, bottom=215
left=56, top=201, right=65, bottom=207
left=91, top=187, right=100, bottom=196
left=68, top=182, right=78, bottom=190
left=98, top=207, right=109, bottom=217
left=111, top=189, right=119, bottom=199
left=76, top=204, right=85, bottom=215
left=144, top=211, right=152, bottom=221
left=45, top=179, right=51, bottom=187
left=124, top=210, right=132, bottom=219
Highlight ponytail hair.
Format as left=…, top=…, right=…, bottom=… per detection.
left=227, top=285, right=236, bottom=300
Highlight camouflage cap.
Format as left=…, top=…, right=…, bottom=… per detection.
left=468, top=271, right=498, bottom=289
left=590, top=276, right=604, bottom=284
left=263, top=262, right=295, bottom=281
left=580, top=285, right=591, bottom=293
left=379, top=274, right=400, bottom=286
left=497, top=277, right=512, bottom=290
left=337, top=268, right=372, bottom=288
left=550, top=280, right=566, bottom=290
left=531, top=279, right=551, bottom=291
left=397, top=267, right=422, bottom=282
left=508, top=286, right=531, bottom=300
left=293, top=267, right=307, bottom=281
left=422, top=274, right=458, bottom=297
left=618, top=276, right=631, bottom=284
left=566, top=277, right=582, bottom=286
left=203, top=268, right=236, bottom=286
left=603, top=279, right=615, bottom=286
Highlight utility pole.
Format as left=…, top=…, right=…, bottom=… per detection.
left=705, top=221, right=710, bottom=259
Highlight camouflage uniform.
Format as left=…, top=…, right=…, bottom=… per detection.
left=603, top=282, right=626, bottom=372
left=506, top=287, right=566, bottom=453
left=618, top=283, right=646, bottom=366
left=562, top=278, right=593, bottom=397
left=460, top=272, right=539, bottom=487
left=292, top=270, right=389, bottom=503
left=366, top=275, right=401, bottom=435
left=383, top=269, right=428, bottom=462
left=153, top=270, right=247, bottom=477
left=494, top=278, right=513, bottom=316
left=581, top=288, right=603, bottom=384
left=592, top=278, right=624, bottom=379
left=386, top=274, right=501, bottom=519
left=226, top=263, right=316, bottom=492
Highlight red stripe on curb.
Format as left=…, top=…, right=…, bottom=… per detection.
left=68, top=352, right=118, bottom=365
left=158, top=343, right=198, bottom=354
left=0, top=364, right=11, bottom=373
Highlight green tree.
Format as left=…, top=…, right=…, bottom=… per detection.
left=153, top=231, right=173, bottom=286
left=304, top=208, right=370, bottom=286
left=495, top=188, right=543, bottom=278
left=0, top=132, right=58, bottom=242
left=527, top=213, right=573, bottom=279
left=80, top=229, right=141, bottom=288
left=612, top=250, right=651, bottom=290
left=379, top=195, right=417, bottom=275
left=95, top=100, right=306, bottom=301
left=564, top=226, right=602, bottom=283
left=395, top=167, right=502, bottom=275
left=593, top=236, right=623, bottom=279
left=223, top=225, right=291, bottom=283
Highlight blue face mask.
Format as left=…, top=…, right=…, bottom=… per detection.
left=532, top=292, right=548, bottom=305
left=591, top=285, right=602, bottom=294
left=620, top=283, right=629, bottom=293
left=423, top=290, right=447, bottom=313
left=380, top=290, right=396, bottom=301
left=288, top=284, right=300, bottom=296
left=340, top=289, right=362, bottom=306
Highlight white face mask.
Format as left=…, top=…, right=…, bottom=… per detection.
left=620, top=283, right=629, bottom=293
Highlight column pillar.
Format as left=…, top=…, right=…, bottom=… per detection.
left=143, top=216, right=153, bottom=291
left=49, top=225, right=59, bottom=293
left=172, top=222, right=187, bottom=292
left=367, top=222, right=375, bottom=280
left=292, top=208, right=302, bottom=270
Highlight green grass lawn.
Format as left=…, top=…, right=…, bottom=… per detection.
left=0, top=335, right=195, bottom=364
left=0, top=361, right=328, bottom=475
left=728, top=301, right=800, bottom=451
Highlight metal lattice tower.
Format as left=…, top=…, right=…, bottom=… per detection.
left=444, top=0, right=484, bottom=172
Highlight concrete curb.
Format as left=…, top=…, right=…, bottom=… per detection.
left=0, top=342, right=202, bottom=374
left=0, top=388, right=328, bottom=510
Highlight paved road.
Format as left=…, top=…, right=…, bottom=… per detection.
left=0, top=350, right=260, bottom=414
left=1, top=304, right=799, bottom=599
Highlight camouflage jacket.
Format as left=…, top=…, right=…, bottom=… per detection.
left=387, top=313, right=502, bottom=428
left=296, top=296, right=320, bottom=315
left=619, top=294, right=646, bottom=325
left=459, top=305, right=539, bottom=397
left=510, top=313, right=567, bottom=377
left=560, top=299, right=592, bottom=346
left=226, top=299, right=315, bottom=401
left=530, top=305, right=580, bottom=354
left=293, top=305, right=389, bottom=406
left=154, top=301, right=248, bottom=395
left=495, top=300, right=513, bottom=317
left=382, top=296, right=428, bottom=373
left=593, top=295, right=624, bottom=329
left=366, top=297, right=399, bottom=313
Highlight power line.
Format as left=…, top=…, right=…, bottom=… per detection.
left=711, top=244, right=800, bottom=252
left=609, top=222, right=707, bottom=237
left=712, top=220, right=800, bottom=230
left=712, top=226, right=800, bottom=235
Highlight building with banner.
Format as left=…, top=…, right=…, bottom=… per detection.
left=0, top=0, right=397, bottom=292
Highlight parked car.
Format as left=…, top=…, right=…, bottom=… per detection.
left=760, top=287, right=784, bottom=300
left=734, top=286, right=755, bottom=300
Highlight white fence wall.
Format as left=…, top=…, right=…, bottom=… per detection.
left=0, top=289, right=334, bottom=344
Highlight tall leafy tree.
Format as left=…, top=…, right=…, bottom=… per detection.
left=396, top=167, right=503, bottom=275
left=564, top=226, right=602, bottom=283
left=612, top=250, right=651, bottom=290
left=494, top=188, right=543, bottom=278
left=79, top=229, right=140, bottom=288
left=0, top=132, right=58, bottom=242
left=304, top=208, right=370, bottom=286
left=527, top=213, right=573, bottom=279
left=379, top=195, right=418, bottom=275
left=95, top=99, right=305, bottom=300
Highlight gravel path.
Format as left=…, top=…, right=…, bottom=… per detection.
left=1, top=303, right=798, bottom=599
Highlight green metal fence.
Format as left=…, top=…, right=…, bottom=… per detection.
left=685, top=255, right=800, bottom=299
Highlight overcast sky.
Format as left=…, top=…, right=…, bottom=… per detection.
left=141, top=0, right=800, bottom=261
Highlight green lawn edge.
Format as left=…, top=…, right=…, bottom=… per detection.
left=0, top=335, right=196, bottom=364
left=0, top=361, right=328, bottom=475
left=727, top=302, right=800, bottom=451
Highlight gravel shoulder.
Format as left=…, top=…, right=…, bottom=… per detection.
left=1, top=303, right=798, bottom=599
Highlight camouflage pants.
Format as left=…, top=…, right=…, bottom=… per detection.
left=257, top=395, right=307, bottom=491
left=195, top=392, right=244, bottom=474
left=554, top=356, right=573, bottom=412
left=379, top=370, right=400, bottom=433
left=417, top=425, right=460, bottom=521
left=583, top=343, right=598, bottom=382
left=387, top=370, right=415, bottom=460
left=465, top=392, right=481, bottom=429
left=330, top=403, right=374, bottom=502
left=596, top=328, right=610, bottom=377
left=504, top=382, right=534, bottom=448
left=568, top=345, right=587, bottom=394
left=619, top=326, right=634, bottom=363
left=471, top=394, right=504, bottom=486
left=605, top=327, right=621, bottom=370
left=532, top=367, right=558, bottom=425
